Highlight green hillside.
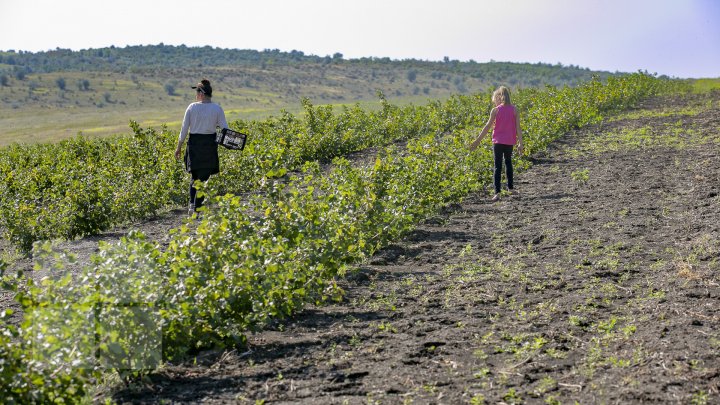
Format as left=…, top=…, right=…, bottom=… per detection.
left=0, top=44, right=614, bottom=145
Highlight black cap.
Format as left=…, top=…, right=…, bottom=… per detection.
left=191, top=80, right=212, bottom=96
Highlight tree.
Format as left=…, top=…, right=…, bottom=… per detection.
left=56, top=77, right=66, bottom=90
left=407, top=69, right=417, bottom=82
left=290, top=50, right=304, bottom=60
left=0, top=74, right=8, bottom=86
left=164, top=83, right=177, bottom=96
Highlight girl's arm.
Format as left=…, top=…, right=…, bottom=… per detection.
left=469, top=108, right=497, bottom=151
left=515, top=109, right=523, bottom=154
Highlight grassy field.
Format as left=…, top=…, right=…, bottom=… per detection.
left=691, top=77, right=720, bottom=92
left=2, top=46, right=714, bottom=147
left=0, top=66, right=468, bottom=146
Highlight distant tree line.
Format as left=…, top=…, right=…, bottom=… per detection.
left=0, top=44, right=614, bottom=88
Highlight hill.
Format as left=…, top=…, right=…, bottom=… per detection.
left=0, top=44, right=613, bottom=145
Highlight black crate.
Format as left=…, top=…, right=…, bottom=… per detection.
left=216, top=128, right=248, bottom=150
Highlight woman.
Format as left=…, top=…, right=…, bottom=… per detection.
left=175, top=79, right=228, bottom=214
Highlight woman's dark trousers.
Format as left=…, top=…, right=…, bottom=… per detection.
left=190, top=168, right=213, bottom=210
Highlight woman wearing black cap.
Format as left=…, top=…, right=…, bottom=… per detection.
left=174, top=79, right=228, bottom=215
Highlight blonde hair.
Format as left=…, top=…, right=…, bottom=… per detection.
left=492, top=86, right=511, bottom=105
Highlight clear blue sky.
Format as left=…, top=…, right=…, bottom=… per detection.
left=1, top=0, right=718, bottom=78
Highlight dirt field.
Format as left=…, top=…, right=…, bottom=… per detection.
left=5, top=93, right=720, bottom=404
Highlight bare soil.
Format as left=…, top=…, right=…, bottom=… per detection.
left=6, top=93, right=720, bottom=404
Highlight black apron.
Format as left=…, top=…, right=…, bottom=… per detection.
left=184, top=133, right=219, bottom=174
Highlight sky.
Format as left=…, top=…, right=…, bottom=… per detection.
left=0, top=0, right=718, bottom=78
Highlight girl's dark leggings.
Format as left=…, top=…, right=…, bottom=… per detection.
left=493, top=143, right=514, bottom=194
left=190, top=169, right=213, bottom=209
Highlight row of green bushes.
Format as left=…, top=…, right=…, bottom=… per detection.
left=0, top=91, right=487, bottom=251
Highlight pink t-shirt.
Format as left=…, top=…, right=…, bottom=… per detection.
left=492, top=104, right=517, bottom=145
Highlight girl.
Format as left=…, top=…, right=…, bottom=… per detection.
left=175, top=79, right=228, bottom=214
left=469, top=86, right=523, bottom=201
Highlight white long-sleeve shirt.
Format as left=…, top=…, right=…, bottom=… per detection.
left=178, top=101, right=228, bottom=144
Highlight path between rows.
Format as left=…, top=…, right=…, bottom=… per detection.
left=0, top=143, right=386, bottom=324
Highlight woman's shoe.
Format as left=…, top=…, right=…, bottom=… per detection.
left=491, top=194, right=500, bottom=202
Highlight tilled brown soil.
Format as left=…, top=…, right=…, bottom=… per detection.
left=112, top=93, right=720, bottom=404
left=4, top=94, right=719, bottom=404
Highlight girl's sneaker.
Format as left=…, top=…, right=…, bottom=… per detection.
left=491, top=194, right=501, bottom=202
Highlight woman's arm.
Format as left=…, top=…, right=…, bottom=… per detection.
left=217, top=105, right=228, bottom=130
left=175, top=105, right=192, bottom=160
left=469, top=107, right=497, bottom=151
